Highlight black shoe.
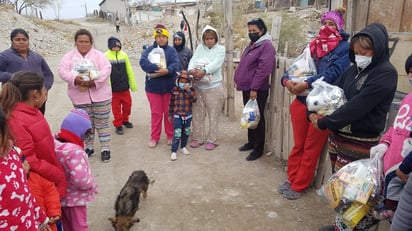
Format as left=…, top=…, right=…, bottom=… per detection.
left=238, top=143, right=253, bottom=152
left=116, top=126, right=124, bottom=135
left=122, top=121, right=133, bottom=128
left=85, top=148, right=95, bottom=158
left=101, top=150, right=111, bottom=162
left=246, top=150, right=263, bottom=161
left=318, top=226, right=335, bottom=231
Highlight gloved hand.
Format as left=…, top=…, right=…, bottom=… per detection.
left=401, top=138, right=412, bottom=158
left=370, top=143, right=388, bottom=159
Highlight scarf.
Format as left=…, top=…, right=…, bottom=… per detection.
left=55, top=129, right=84, bottom=148
left=309, top=26, right=342, bottom=58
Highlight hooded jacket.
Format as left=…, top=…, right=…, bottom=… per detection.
left=173, top=31, right=193, bottom=70
left=317, top=23, right=398, bottom=138
left=234, top=33, right=276, bottom=91
left=188, top=25, right=226, bottom=90
left=139, top=40, right=179, bottom=94
left=105, top=37, right=137, bottom=92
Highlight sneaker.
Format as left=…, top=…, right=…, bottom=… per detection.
left=167, top=139, right=172, bottom=146
left=148, top=140, right=157, bottom=148
left=101, top=150, right=111, bottom=162
left=246, top=150, right=262, bottom=161
left=238, top=143, right=253, bottom=152
left=115, top=126, right=124, bottom=135
left=122, top=121, right=133, bottom=128
left=318, top=225, right=335, bottom=231
left=190, top=140, right=203, bottom=148
left=181, top=147, right=190, bottom=155
left=170, top=152, right=177, bottom=161
left=277, top=181, right=291, bottom=195
left=205, top=142, right=217, bottom=150
left=85, top=148, right=95, bottom=158
left=282, top=188, right=303, bottom=200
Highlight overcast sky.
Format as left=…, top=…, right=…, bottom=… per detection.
left=41, top=0, right=194, bottom=20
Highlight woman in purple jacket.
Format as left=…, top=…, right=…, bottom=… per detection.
left=234, top=18, right=276, bottom=161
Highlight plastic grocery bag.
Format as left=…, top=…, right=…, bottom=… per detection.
left=317, top=156, right=383, bottom=228
left=287, top=46, right=317, bottom=82
left=306, top=78, right=346, bottom=116
left=240, top=99, right=260, bottom=129
left=147, top=45, right=167, bottom=78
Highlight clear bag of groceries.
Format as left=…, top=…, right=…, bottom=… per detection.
left=240, top=99, right=260, bottom=129
left=318, top=157, right=383, bottom=228
left=287, top=46, right=317, bottom=82
left=306, top=78, right=346, bottom=116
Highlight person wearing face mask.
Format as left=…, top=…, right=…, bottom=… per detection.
left=234, top=18, right=275, bottom=161
left=168, top=71, right=196, bottom=161
left=278, top=8, right=351, bottom=200
left=312, top=23, right=398, bottom=231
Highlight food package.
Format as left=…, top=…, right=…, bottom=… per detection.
left=72, top=59, right=99, bottom=91
left=287, top=46, right=317, bottom=82
left=147, top=45, right=167, bottom=78
left=306, top=78, right=346, bottom=116
left=318, top=157, right=383, bottom=228
left=240, top=99, right=260, bottom=129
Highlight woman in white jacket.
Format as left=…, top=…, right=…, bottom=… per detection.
left=188, top=25, right=225, bottom=150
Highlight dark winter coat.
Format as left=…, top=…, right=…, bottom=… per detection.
left=317, top=23, right=398, bottom=138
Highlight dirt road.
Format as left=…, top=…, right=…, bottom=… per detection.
left=44, top=20, right=336, bottom=231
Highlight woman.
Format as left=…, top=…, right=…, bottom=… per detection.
left=313, top=23, right=398, bottom=231
left=58, top=29, right=113, bottom=163
left=188, top=25, right=226, bottom=151
left=139, top=24, right=180, bottom=148
left=173, top=31, right=193, bottom=71
left=0, top=28, right=54, bottom=114
left=0, top=71, right=67, bottom=199
left=234, top=18, right=275, bottom=161
left=278, top=8, right=351, bottom=200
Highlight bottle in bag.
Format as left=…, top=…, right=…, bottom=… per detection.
left=249, top=111, right=255, bottom=122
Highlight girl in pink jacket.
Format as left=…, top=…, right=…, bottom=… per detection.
left=55, top=109, right=98, bottom=231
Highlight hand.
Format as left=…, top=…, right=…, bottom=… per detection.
left=168, top=116, right=172, bottom=123
left=396, top=168, right=409, bottom=182
left=154, top=67, right=169, bottom=77
left=290, top=82, right=307, bottom=95
left=285, top=80, right=296, bottom=93
left=249, top=90, right=257, bottom=100
left=74, top=74, right=91, bottom=87
left=48, top=216, right=60, bottom=224
left=370, top=143, right=388, bottom=159
left=309, top=113, right=319, bottom=129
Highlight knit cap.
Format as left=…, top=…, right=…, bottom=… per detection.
left=405, top=53, right=412, bottom=74
left=61, top=109, right=92, bottom=139
left=321, top=9, right=345, bottom=30
left=108, top=36, right=122, bottom=50
left=153, top=24, right=170, bottom=39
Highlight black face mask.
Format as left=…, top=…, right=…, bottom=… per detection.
left=248, top=32, right=260, bottom=42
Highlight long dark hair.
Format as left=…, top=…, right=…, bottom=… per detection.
left=0, top=107, right=13, bottom=157
left=0, top=71, right=44, bottom=116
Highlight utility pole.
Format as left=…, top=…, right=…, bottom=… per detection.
left=223, top=0, right=235, bottom=120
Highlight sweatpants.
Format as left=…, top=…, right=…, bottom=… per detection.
left=191, top=84, right=225, bottom=144
left=146, top=92, right=173, bottom=142
left=287, top=99, right=329, bottom=192
left=112, top=90, right=132, bottom=127
left=61, top=206, right=88, bottom=231
left=75, top=99, right=112, bottom=151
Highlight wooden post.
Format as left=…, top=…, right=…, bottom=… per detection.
left=224, top=0, right=236, bottom=121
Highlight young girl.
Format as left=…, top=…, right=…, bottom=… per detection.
left=0, top=108, right=51, bottom=231
left=0, top=71, right=67, bottom=198
left=55, top=109, right=98, bottom=231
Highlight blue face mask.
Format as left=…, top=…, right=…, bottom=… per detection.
left=179, top=83, right=185, bottom=89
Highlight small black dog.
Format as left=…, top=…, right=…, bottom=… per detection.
left=108, top=170, right=154, bottom=231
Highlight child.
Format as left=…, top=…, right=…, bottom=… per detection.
left=55, top=109, right=98, bottom=231
left=105, top=37, right=137, bottom=135
left=24, top=158, right=62, bottom=231
left=369, top=53, right=412, bottom=221
left=168, top=71, right=196, bottom=161
left=0, top=108, right=50, bottom=231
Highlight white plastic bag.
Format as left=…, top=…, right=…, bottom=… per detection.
left=147, top=45, right=167, bottom=78
left=306, top=78, right=346, bottom=116
left=240, top=99, right=260, bottom=129
left=287, top=46, right=317, bottom=82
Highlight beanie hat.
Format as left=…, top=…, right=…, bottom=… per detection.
left=60, top=109, right=92, bottom=139
left=153, top=24, right=170, bottom=39
left=321, top=10, right=345, bottom=30
left=108, top=36, right=122, bottom=50
left=405, top=53, right=412, bottom=74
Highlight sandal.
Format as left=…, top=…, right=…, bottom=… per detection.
left=205, top=142, right=217, bottom=150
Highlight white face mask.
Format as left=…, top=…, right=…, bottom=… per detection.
left=355, top=55, right=372, bottom=69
